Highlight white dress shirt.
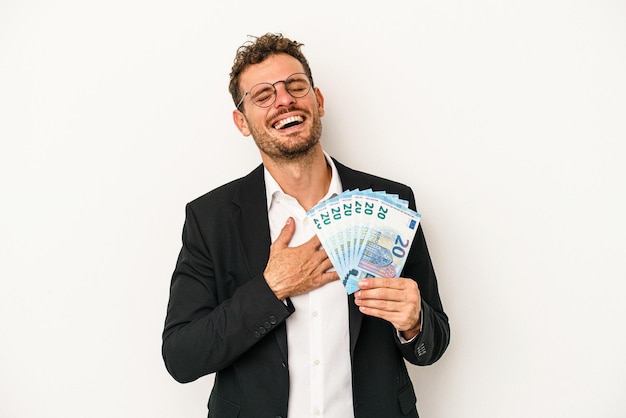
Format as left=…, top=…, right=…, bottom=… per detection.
left=265, top=152, right=354, bottom=418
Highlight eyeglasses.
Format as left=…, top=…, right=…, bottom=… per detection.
left=236, top=72, right=312, bottom=109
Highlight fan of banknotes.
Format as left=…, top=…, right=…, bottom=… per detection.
left=306, top=189, right=421, bottom=294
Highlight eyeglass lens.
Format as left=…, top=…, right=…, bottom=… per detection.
left=249, top=73, right=311, bottom=107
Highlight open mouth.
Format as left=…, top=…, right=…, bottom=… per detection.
left=273, top=115, right=304, bottom=130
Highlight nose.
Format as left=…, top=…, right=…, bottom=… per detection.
left=273, top=82, right=295, bottom=107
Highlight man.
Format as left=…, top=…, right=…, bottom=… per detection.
left=162, top=33, right=450, bottom=418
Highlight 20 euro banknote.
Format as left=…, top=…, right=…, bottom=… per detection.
left=307, top=189, right=421, bottom=294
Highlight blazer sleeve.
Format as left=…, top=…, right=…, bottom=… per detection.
left=396, top=188, right=450, bottom=366
left=161, top=201, right=293, bottom=383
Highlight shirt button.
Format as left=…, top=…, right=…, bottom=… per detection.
left=312, top=311, right=318, bottom=318
left=314, top=408, right=320, bottom=415
left=314, top=359, right=320, bottom=366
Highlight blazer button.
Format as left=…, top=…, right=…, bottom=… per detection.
left=269, top=316, right=277, bottom=324
left=253, top=331, right=261, bottom=339
left=264, top=321, right=271, bottom=329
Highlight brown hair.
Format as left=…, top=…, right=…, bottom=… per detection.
left=229, top=33, right=314, bottom=108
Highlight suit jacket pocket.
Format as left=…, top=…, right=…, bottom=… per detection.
left=398, top=382, right=419, bottom=417
left=208, top=393, right=240, bottom=418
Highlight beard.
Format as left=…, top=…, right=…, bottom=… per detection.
left=248, top=109, right=323, bottom=164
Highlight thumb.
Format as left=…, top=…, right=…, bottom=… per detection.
left=273, top=217, right=296, bottom=249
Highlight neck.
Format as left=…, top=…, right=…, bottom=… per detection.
left=262, top=146, right=331, bottom=211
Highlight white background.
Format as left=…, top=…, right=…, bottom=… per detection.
left=1, top=1, right=625, bottom=417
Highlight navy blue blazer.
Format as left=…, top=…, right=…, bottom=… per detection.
left=162, top=159, right=450, bottom=418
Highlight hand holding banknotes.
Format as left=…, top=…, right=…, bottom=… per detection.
left=308, top=189, right=424, bottom=339
left=355, top=277, right=422, bottom=340
left=264, top=217, right=340, bottom=300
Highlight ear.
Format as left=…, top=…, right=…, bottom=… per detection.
left=232, top=109, right=251, bottom=136
left=314, top=87, right=325, bottom=117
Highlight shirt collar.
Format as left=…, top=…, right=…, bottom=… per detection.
left=264, top=151, right=343, bottom=211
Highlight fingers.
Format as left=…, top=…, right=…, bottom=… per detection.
left=318, top=254, right=335, bottom=273
left=273, top=218, right=322, bottom=251
left=272, top=217, right=296, bottom=249
left=358, top=277, right=403, bottom=290
left=304, top=246, right=335, bottom=279
left=354, top=278, right=421, bottom=332
left=355, top=278, right=420, bottom=306
left=321, top=270, right=340, bottom=285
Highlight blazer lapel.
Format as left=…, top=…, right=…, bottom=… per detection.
left=232, top=164, right=289, bottom=363
left=333, top=158, right=374, bottom=192
left=232, top=164, right=271, bottom=278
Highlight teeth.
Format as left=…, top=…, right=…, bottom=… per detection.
left=274, top=115, right=303, bottom=130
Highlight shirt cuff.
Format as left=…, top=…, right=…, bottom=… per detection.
left=397, top=309, right=424, bottom=344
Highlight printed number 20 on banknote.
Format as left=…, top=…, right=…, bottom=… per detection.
left=307, top=190, right=421, bottom=294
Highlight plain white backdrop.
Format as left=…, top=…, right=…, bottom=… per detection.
left=1, top=1, right=625, bottom=417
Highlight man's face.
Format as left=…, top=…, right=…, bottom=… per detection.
left=232, top=54, right=325, bottom=163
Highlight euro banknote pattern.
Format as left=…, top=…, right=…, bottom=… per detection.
left=306, top=189, right=422, bottom=294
